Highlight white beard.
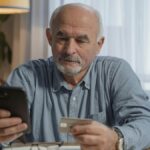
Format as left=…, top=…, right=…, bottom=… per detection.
left=56, top=62, right=82, bottom=76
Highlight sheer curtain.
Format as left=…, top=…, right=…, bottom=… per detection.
left=12, top=0, right=150, bottom=93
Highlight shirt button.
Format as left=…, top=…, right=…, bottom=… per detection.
left=73, top=97, right=76, bottom=101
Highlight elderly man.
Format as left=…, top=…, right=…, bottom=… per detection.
left=0, top=3, right=150, bottom=150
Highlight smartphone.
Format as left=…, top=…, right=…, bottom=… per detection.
left=0, top=86, right=30, bottom=133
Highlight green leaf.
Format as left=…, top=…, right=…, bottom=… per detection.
left=0, top=15, right=10, bottom=23
left=7, top=45, right=12, bottom=64
left=0, top=32, right=6, bottom=42
left=0, top=32, right=12, bottom=65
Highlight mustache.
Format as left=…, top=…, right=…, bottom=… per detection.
left=59, top=55, right=82, bottom=64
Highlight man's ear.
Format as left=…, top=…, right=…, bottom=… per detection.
left=96, top=37, right=105, bottom=54
left=46, top=28, right=52, bottom=46
left=97, top=37, right=105, bottom=49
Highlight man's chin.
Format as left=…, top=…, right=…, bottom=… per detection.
left=56, top=64, right=82, bottom=76
left=61, top=68, right=81, bottom=76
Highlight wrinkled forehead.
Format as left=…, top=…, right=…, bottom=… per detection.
left=51, top=6, right=99, bottom=35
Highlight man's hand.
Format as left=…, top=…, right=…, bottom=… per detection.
left=70, top=121, right=118, bottom=150
left=0, top=109, right=28, bottom=144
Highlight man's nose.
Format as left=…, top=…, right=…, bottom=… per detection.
left=64, top=39, right=77, bottom=55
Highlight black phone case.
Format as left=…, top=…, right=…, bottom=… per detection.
left=0, top=86, right=30, bottom=133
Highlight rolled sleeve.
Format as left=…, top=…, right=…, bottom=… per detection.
left=111, top=60, right=150, bottom=149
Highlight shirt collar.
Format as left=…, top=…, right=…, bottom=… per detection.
left=52, top=61, right=94, bottom=92
left=81, top=61, right=93, bottom=89
left=52, top=65, right=66, bottom=92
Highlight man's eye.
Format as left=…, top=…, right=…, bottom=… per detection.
left=58, top=37, right=68, bottom=41
left=76, top=39, right=88, bottom=43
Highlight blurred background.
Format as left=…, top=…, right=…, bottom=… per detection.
left=0, top=0, right=150, bottom=96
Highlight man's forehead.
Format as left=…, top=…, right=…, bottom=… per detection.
left=52, top=6, right=97, bottom=29
left=52, top=16, right=96, bottom=36
left=51, top=5, right=99, bottom=38
left=56, top=15, right=94, bottom=29
left=54, top=25, right=92, bottom=37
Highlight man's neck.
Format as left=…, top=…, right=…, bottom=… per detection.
left=63, top=69, right=88, bottom=89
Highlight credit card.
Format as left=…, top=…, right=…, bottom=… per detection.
left=59, top=117, right=92, bottom=133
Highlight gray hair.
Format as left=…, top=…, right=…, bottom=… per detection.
left=49, top=3, right=103, bottom=38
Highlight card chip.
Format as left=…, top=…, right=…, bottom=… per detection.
left=60, top=122, right=67, bottom=128
left=59, top=117, right=92, bottom=133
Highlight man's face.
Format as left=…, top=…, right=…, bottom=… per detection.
left=47, top=7, right=103, bottom=76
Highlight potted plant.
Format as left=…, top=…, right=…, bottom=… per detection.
left=0, top=15, right=12, bottom=67
left=0, top=14, right=12, bottom=82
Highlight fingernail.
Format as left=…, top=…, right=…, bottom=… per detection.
left=5, top=111, right=11, bottom=116
left=22, top=123, right=28, bottom=129
left=1, top=110, right=11, bottom=117
left=8, top=133, right=24, bottom=143
left=13, top=117, right=22, bottom=123
left=17, top=132, right=23, bottom=138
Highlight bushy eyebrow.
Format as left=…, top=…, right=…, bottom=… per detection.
left=56, top=31, right=67, bottom=37
left=56, top=30, right=90, bottom=42
left=77, top=35, right=90, bottom=42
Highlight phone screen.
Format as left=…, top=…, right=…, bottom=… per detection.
left=0, top=86, right=30, bottom=133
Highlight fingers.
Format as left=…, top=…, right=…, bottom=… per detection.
left=80, top=145, right=98, bottom=150
left=75, top=134, right=100, bottom=145
left=70, top=121, right=118, bottom=149
left=0, top=109, right=11, bottom=118
left=71, top=121, right=102, bottom=135
left=70, top=121, right=102, bottom=146
left=0, top=117, right=22, bottom=128
left=0, top=122, right=28, bottom=144
left=0, top=109, right=28, bottom=143
left=0, top=132, right=24, bottom=143
left=0, top=123, right=28, bottom=136
left=75, top=133, right=114, bottom=149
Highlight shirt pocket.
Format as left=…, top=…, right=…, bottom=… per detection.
left=88, top=112, right=106, bottom=124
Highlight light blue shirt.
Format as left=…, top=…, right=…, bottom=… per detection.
left=6, top=56, right=150, bottom=150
